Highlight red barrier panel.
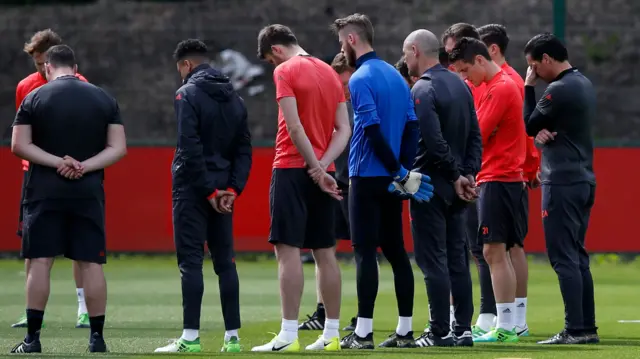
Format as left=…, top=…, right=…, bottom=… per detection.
left=1, top=147, right=639, bottom=253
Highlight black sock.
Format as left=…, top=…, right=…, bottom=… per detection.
left=26, top=309, right=44, bottom=343
left=316, top=303, right=325, bottom=318
left=89, top=315, right=105, bottom=337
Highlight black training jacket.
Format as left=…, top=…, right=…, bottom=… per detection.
left=172, top=64, right=252, bottom=200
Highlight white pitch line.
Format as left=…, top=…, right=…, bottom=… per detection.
left=618, top=320, right=640, bottom=323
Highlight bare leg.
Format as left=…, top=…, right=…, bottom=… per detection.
left=509, top=246, right=528, bottom=329
left=312, top=247, right=341, bottom=320
left=483, top=244, right=516, bottom=331
left=26, top=258, right=54, bottom=311
left=275, top=244, right=304, bottom=321
left=77, top=261, right=107, bottom=317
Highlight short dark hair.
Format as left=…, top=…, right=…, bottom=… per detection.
left=24, top=29, right=62, bottom=55
left=331, top=13, right=374, bottom=45
left=449, top=37, right=491, bottom=64
left=441, top=23, right=479, bottom=44
left=45, top=45, right=76, bottom=68
left=331, top=52, right=353, bottom=74
left=438, top=47, right=450, bottom=67
left=478, top=24, right=509, bottom=54
left=524, top=32, right=568, bottom=62
left=257, top=24, right=298, bottom=60
left=173, top=39, right=208, bottom=62
left=394, top=56, right=410, bottom=82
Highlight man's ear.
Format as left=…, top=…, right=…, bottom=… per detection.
left=73, top=64, right=78, bottom=74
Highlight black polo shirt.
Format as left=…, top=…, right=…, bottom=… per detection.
left=13, top=75, right=123, bottom=203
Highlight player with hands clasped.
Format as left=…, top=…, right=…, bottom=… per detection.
left=331, top=14, right=433, bottom=350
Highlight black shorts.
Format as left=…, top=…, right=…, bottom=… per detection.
left=335, top=181, right=350, bottom=240
left=269, top=168, right=336, bottom=249
left=17, top=171, right=27, bottom=237
left=21, top=199, right=107, bottom=264
left=477, top=182, right=527, bottom=249
left=349, top=177, right=404, bottom=249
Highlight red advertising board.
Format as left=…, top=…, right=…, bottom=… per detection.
left=1, top=147, right=639, bottom=253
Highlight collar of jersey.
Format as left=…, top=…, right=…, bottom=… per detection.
left=355, top=51, right=378, bottom=69
left=552, top=67, right=578, bottom=82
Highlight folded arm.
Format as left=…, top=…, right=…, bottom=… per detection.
left=523, top=85, right=559, bottom=136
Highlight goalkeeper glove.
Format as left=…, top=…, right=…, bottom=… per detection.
left=388, top=167, right=434, bottom=202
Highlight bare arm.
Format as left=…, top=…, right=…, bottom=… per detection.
left=11, top=125, right=63, bottom=168
left=319, top=102, right=351, bottom=168
left=81, top=124, right=127, bottom=173
left=279, top=97, right=321, bottom=170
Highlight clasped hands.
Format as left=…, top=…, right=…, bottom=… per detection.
left=57, top=155, right=85, bottom=180
left=208, top=190, right=236, bottom=214
left=307, top=160, right=343, bottom=201
left=454, top=175, right=479, bottom=202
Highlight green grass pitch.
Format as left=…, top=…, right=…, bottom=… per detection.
left=0, top=256, right=639, bottom=358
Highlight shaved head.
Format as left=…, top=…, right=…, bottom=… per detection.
left=402, top=29, right=441, bottom=77
left=404, top=29, right=440, bottom=56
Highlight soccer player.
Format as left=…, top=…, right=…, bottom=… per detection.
left=522, top=33, right=598, bottom=345
left=299, top=52, right=358, bottom=333
left=331, top=14, right=434, bottom=349
left=402, top=29, right=482, bottom=348
left=449, top=38, right=526, bottom=343
left=154, top=39, right=251, bottom=353
left=477, top=24, right=540, bottom=337
left=442, top=23, right=501, bottom=334
left=251, top=24, right=351, bottom=352
left=10, top=44, right=126, bottom=353
left=12, top=29, right=90, bottom=330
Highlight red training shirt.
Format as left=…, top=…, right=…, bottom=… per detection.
left=475, top=70, right=526, bottom=184
left=501, top=63, right=540, bottom=182
left=272, top=55, right=345, bottom=170
left=16, top=72, right=88, bottom=171
left=468, top=63, right=540, bottom=182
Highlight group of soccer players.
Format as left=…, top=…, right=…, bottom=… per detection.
left=9, top=12, right=598, bottom=354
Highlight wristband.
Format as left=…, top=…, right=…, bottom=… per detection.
left=226, top=188, right=238, bottom=197
left=207, top=190, right=219, bottom=201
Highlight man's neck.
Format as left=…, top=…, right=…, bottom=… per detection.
left=354, top=45, right=375, bottom=60
left=550, top=61, right=573, bottom=79
left=483, top=61, right=502, bottom=84
left=417, top=58, right=440, bottom=76
left=284, top=45, right=308, bottom=61
left=493, top=55, right=506, bottom=67
left=50, top=69, right=75, bottom=81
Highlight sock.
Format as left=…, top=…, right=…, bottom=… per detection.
left=77, top=288, right=87, bottom=316
left=396, top=316, right=412, bottom=336
left=316, top=303, right=326, bottom=318
left=323, top=318, right=340, bottom=339
left=224, top=329, right=239, bottom=342
left=449, top=305, right=456, bottom=325
left=181, top=329, right=199, bottom=341
left=277, top=319, right=298, bottom=342
left=514, top=297, right=527, bottom=328
left=89, top=315, right=105, bottom=337
left=496, top=303, right=515, bottom=331
left=475, top=313, right=496, bottom=332
left=25, top=309, right=44, bottom=343
left=355, top=317, right=373, bottom=338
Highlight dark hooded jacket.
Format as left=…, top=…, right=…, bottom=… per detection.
left=172, top=64, right=252, bottom=200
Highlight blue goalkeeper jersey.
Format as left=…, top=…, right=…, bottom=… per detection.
left=348, top=51, right=416, bottom=177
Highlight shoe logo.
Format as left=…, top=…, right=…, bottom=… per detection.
left=272, top=343, right=291, bottom=351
